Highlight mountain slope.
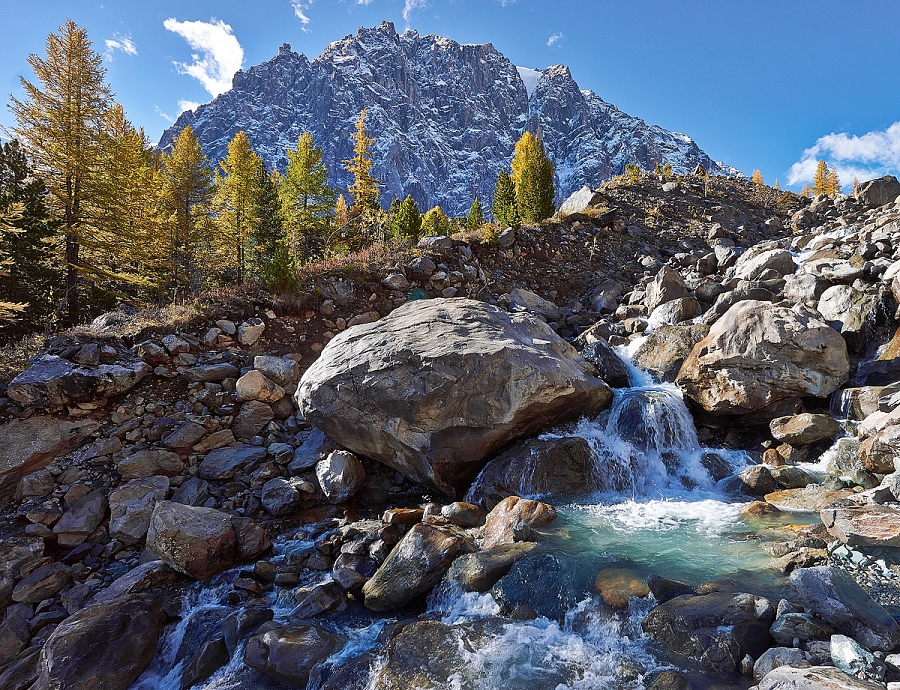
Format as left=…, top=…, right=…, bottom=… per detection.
left=159, top=21, right=736, bottom=216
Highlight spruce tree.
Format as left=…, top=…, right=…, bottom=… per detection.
left=812, top=160, right=829, bottom=196
left=279, top=131, right=335, bottom=262
left=466, top=197, right=485, bottom=229
left=395, top=195, right=422, bottom=240
left=0, top=140, right=60, bottom=329
left=492, top=169, right=519, bottom=229
left=158, top=126, right=213, bottom=296
left=9, top=20, right=114, bottom=324
left=250, top=170, right=285, bottom=283
left=421, top=206, right=450, bottom=237
left=511, top=131, right=555, bottom=223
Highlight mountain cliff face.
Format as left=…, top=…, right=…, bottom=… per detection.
left=158, top=21, right=736, bottom=216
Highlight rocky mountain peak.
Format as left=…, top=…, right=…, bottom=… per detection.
left=158, top=24, right=735, bottom=215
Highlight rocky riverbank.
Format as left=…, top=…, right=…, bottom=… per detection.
left=1, top=173, right=900, bottom=689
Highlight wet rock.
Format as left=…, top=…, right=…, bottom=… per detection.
left=753, top=647, right=810, bottom=680
left=645, top=265, right=690, bottom=311
left=261, top=478, right=303, bottom=517
left=491, top=553, right=583, bottom=623
left=641, top=591, right=775, bottom=673
left=90, top=560, right=179, bottom=606
left=647, top=670, right=692, bottom=690
left=468, top=437, right=595, bottom=506
left=238, top=318, right=266, bottom=346
left=580, top=339, right=631, bottom=388
left=8, top=350, right=151, bottom=408
left=146, top=501, right=236, bottom=581
left=53, top=489, right=108, bottom=547
left=594, top=565, right=650, bottom=609
left=108, top=476, right=169, bottom=546
left=647, top=297, right=699, bottom=328
left=233, top=517, right=272, bottom=562
left=316, top=450, right=365, bottom=503
left=736, top=465, right=777, bottom=496
left=236, top=370, right=285, bottom=404
left=180, top=637, right=229, bottom=690
left=831, top=634, right=886, bottom=681
left=482, top=495, right=557, bottom=548
left=0, top=417, right=98, bottom=498
left=771, top=466, right=814, bottom=490
left=647, top=574, right=696, bottom=604
left=222, top=607, right=274, bottom=655
left=676, top=301, right=850, bottom=415
left=291, top=581, right=348, bottom=618
left=32, top=593, right=163, bottom=690
left=362, top=523, right=464, bottom=612
left=742, top=500, right=782, bottom=517
left=770, top=612, right=837, bottom=645
left=233, top=400, right=274, bottom=439
left=858, top=425, right=900, bottom=474
left=117, top=449, right=184, bottom=480
left=821, top=504, right=900, bottom=548
left=757, top=665, right=884, bottom=689
left=790, top=566, right=900, bottom=651
left=331, top=554, right=377, bottom=591
left=770, top=413, right=840, bottom=446
left=296, top=298, right=612, bottom=496
left=440, top=502, right=486, bottom=528
left=243, top=624, right=343, bottom=686
left=633, top=325, right=709, bottom=383
left=765, top=486, right=855, bottom=512
left=199, top=444, right=267, bottom=481
left=818, top=285, right=877, bottom=350
left=445, top=542, right=538, bottom=592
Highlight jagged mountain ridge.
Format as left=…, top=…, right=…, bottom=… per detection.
left=158, top=21, right=737, bottom=216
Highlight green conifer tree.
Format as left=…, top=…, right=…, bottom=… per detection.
left=511, top=131, right=555, bottom=223
left=395, top=195, right=422, bottom=240
left=421, top=206, right=450, bottom=237
left=279, top=131, right=335, bottom=262
left=466, top=197, right=485, bottom=229
left=492, top=169, right=519, bottom=229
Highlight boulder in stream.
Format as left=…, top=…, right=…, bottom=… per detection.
left=244, top=624, right=344, bottom=687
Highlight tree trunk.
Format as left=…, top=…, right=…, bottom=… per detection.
left=64, top=232, right=79, bottom=326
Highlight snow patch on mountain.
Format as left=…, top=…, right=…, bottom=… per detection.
left=516, top=67, right=543, bottom=99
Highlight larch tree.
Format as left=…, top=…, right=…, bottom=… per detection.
left=344, top=109, right=380, bottom=218
left=511, top=131, right=555, bottom=223
left=158, top=126, right=213, bottom=297
left=466, top=197, right=485, bottom=229
left=279, top=131, right=335, bottom=262
left=214, top=131, right=265, bottom=285
left=421, top=206, right=450, bottom=237
left=492, top=169, right=519, bottom=229
left=0, top=140, right=59, bottom=329
left=826, top=166, right=841, bottom=197
left=812, top=160, right=829, bottom=196
left=751, top=170, right=764, bottom=186
left=334, top=194, right=349, bottom=228
left=9, top=19, right=114, bottom=325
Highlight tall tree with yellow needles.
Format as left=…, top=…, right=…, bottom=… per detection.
left=751, top=170, right=764, bottom=186
left=825, top=166, right=841, bottom=197
left=511, top=131, right=555, bottom=223
left=9, top=19, right=113, bottom=325
left=812, top=159, right=829, bottom=196
left=344, top=109, right=380, bottom=217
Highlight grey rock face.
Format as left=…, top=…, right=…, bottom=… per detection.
left=296, top=298, right=611, bottom=496
left=158, top=22, right=734, bottom=217
left=854, top=175, right=900, bottom=209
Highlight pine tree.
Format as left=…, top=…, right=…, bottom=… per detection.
left=249, top=170, right=285, bottom=283
left=158, top=126, right=214, bottom=297
left=751, top=170, right=764, bottom=186
left=394, top=195, right=422, bottom=240
left=344, top=109, right=380, bottom=217
left=466, top=197, right=485, bottom=230
left=511, top=131, right=555, bottom=223
left=812, top=160, right=829, bottom=196
left=0, top=140, right=60, bottom=329
left=826, top=166, right=841, bottom=197
left=492, top=169, right=519, bottom=229
left=9, top=20, right=114, bottom=325
left=279, top=131, right=335, bottom=263
left=421, top=206, right=450, bottom=237
left=260, top=241, right=297, bottom=295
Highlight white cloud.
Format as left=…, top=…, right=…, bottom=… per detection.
left=178, top=100, right=201, bottom=113
left=357, top=0, right=374, bottom=4
left=155, top=106, right=175, bottom=123
left=291, top=0, right=311, bottom=23
left=497, top=0, right=515, bottom=5
left=787, top=121, right=900, bottom=190
left=547, top=32, right=563, bottom=47
left=104, top=33, right=137, bottom=61
left=163, top=18, right=244, bottom=97
left=403, top=0, right=427, bottom=22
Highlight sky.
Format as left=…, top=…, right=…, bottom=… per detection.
left=2, top=0, right=900, bottom=192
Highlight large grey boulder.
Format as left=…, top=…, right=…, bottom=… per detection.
left=0, top=417, right=98, bottom=498
left=146, top=501, right=235, bottom=581
left=817, top=285, right=878, bottom=350
left=558, top=185, right=605, bottom=217
left=53, top=489, right=108, bottom=547
left=854, top=175, right=900, bottom=209
left=790, top=566, right=900, bottom=651
left=732, top=246, right=796, bottom=281
left=244, top=624, right=343, bottom=687
left=315, top=450, right=365, bottom=503
left=296, top=298, right=612, bottom=496
left=32, top=593, right=163, bottom=690
left=645, top=266, right=690, bottom=312
left=820, top=504, right=900, bottom=548
left=633, top=325, right=709, bottom=383
left=676, top=301, right=850, bottom=415
left=757, top=665, right=884, bottom=689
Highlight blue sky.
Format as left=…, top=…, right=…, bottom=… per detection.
left=2, top=0, right=899, bottom=191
